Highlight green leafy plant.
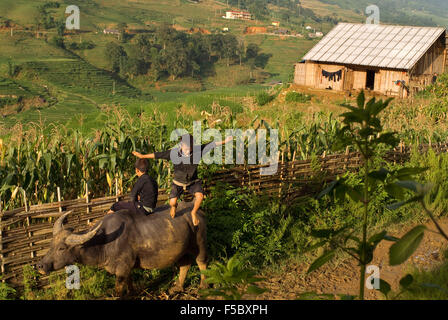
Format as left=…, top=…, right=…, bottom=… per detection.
left=307, top=91, right=430, bottom=299
left=200, top=255, right=267, bottom=300
left=255, top=91, right=275, bottom=106
left=0, top=277, right=16, bottom=300
left=285, top=91, right=311, bottom=103
left=21, top=265, right=40, bottom=300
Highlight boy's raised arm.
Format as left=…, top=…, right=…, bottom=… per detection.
left=132, top=151, right=155, bottom=159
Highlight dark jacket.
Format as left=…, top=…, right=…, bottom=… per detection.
left=131, top=174, right=158, bottom=209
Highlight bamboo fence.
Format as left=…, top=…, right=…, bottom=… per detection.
left=1, top=142, right=448, bottom=289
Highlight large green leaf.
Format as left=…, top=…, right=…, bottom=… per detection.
left=307, top=250, right=335, bottom=274
left=368, top=230, right=387, bottom=244
left=385, top=182, right=405, bottom=200
left=394, top=167, right=428, bottom=179
left=246, top=285, right=267, bottom=295
left=378, top=279, right=391, bottom=297
left=368, top=168, right=390, bottom=182
left=389, top=225, right=426, bottom=266
left=316, top=179, right=339, bottom=199
left=399, top=274, right=414, bottom=289
left=387, top=196, right=421, bottom=210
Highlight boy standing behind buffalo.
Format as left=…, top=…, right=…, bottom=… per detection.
left=132, top=134, right=232, bottom=226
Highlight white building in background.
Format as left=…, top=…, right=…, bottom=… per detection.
left=223, top=11, right=252, bottom=20
left=103, top=29, right=119, bottom=35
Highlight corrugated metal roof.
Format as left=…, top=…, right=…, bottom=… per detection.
left=303, top=23, right=446, bottom=70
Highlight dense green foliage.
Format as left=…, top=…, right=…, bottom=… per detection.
left=255, top=91, right=275, bottom=106
left=200, top=256, right=266, bottom=299
left=285, top=91, right=312, bottom=103
left=104, top=25, right=270, bottom=81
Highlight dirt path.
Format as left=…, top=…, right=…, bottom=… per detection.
left=256, top=217, right=448, bottom=300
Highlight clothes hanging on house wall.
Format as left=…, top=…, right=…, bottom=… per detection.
left=322, top=69, right=342, bottom=82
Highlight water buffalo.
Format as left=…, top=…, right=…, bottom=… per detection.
left=36, top=201, right=208, bottom=297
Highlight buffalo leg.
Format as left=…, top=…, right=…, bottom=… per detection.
left=177, top=264, right=191, bottom=290
left=195, top=225, right=208, bottom=289
left=115, top=275, right=130, bottom=298
left=127, top=276, right=135, bottom=296
left=196, top=259, right=208, bottom=289
left=170, top=256, right=192, bottom=294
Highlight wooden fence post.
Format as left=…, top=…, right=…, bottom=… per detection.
left=0, top=196, right=5, bottom=279
left=23, top=190, right=34, bottom=259
left=86, top=182, right=91, bottom=225
left=321, top=150, right=326, bottom=173
left=344, top=146, right=349, bottom=171
left=57, top=187, right=62, bottom=213
left=278, top=151, right=285, bottom=197
left=289, top=150, right=297, bottom=197
left=115, top=177, right=119, bottom=202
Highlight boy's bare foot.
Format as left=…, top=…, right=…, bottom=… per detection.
left=191, top=212, right=199, bottom=226
left=170, top=206, right=177, bottom=219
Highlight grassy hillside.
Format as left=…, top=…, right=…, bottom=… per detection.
left=0, top=0, right=446, bottom=131
left=316, top=0, right=448, bottom=27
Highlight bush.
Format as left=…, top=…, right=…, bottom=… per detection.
left=21, top=265, right=115, bottom=300
left=50, top=36, right=65, bottom=49
left=255, top=91, right=275, bottom=106
left=200, top=256, right=267, bottom=299
left=285, top=91, right=311, bottom=103
left=204, top=184, right=310, bottom=267
left=0, top=278, right=16, bottom=300
left=68, top=41, right=95, bottom=51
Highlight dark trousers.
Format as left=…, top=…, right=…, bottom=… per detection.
left=110, top=201, right=150, bottom=215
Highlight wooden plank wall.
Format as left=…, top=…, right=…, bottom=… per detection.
left=376, top=69, right=409, bottom=97
left=304, top=63, right=345, bottom=91
left=352, top=70, right=366, bottom=90
left=294, top=63, right=307, bottom=85
left=411, top=34, right=446, bottom=76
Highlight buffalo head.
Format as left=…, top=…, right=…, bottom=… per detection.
left=36, top=211, right=102, bottom=275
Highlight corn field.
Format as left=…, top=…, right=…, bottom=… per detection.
left=0, top=106, right=343, bottom=211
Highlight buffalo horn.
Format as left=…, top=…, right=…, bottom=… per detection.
left=65, top=222, right=103, bottom=246
left=53, top=211, right=73, bottom=236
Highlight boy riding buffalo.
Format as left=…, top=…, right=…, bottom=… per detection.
left=133, top=133, right=232, bottom=226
